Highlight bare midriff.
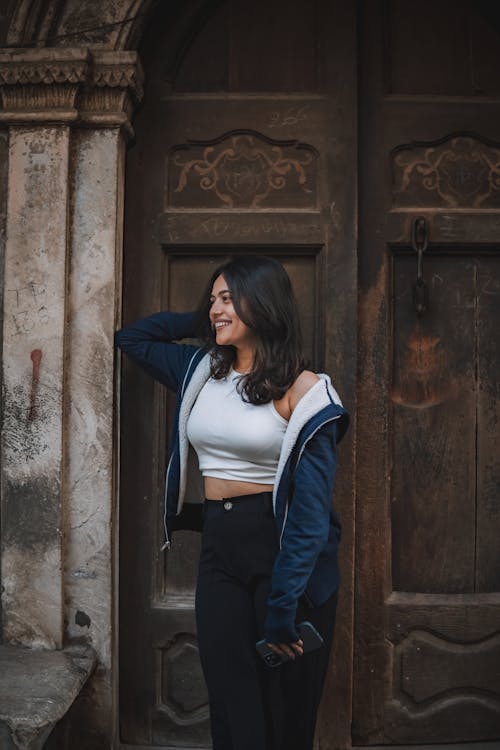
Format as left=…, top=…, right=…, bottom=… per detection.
left=204, top=476, right=274, bottom=501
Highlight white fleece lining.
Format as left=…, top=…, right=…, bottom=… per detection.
left=176, top=354, right=211, bottom=513
left=172, top=357, right=344, bottom=515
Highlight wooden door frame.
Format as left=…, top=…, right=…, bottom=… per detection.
left=115, top=1, right=358, bottom=748
left=313, top=2, right=357, bottom=747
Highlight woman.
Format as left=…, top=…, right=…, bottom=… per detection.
left=116, top=256, right=348, bottom=750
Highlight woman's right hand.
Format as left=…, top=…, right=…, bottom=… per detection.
left=266, top=639, right=303, bottom=660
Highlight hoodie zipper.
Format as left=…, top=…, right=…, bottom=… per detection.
left=161, top=350, right=202, bottom=552
left=278, top=414, right=342, bottom=549
left=160, top=453, right=174, bottom=551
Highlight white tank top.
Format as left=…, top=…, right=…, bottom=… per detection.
left=186, top=370, right=288, bottom=484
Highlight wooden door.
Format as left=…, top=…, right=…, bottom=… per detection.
left=356, top=1, right=500, bottom=743
left=119, top=1, right=356, bottom=747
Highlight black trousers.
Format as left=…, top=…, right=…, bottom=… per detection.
left=195, top=492, right=338, bottom=750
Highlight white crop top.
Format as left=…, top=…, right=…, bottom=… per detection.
left=186, top=370, right=288, bottom=484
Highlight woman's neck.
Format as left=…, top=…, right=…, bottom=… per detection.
left=234, top=347, right=254, bottom=374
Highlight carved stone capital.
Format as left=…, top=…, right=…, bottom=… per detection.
left=0, top=49, right=144, bottom=135
left=90, top=52, right=144, bottom=103
left=0, top=48, right=89, bottom=123
left=78, top=52, right=144, bottom=138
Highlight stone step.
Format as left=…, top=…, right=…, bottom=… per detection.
left=0, top=645, right=95, bottom=750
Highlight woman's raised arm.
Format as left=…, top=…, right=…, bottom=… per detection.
left=115, top=310, right=200, bottom=391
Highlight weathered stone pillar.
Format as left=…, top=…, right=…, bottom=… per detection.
left=62, top=53, right=142, bottom=742
left=0, top=49, right=90, bottom=649
left=0, top=47, right=143, bottom=745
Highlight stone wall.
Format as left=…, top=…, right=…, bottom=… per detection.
left=0, top=44, right=143, bottom=748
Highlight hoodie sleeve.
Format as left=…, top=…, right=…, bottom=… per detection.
left=115, top=311, right=200, bottom=392
left=264, top=419, right=338, bottom=644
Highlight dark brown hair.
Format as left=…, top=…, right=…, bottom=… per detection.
left=196, top=256, right=307, bottom=404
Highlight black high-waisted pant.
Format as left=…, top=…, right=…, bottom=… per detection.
left=195, top=491, right=338, bottom=750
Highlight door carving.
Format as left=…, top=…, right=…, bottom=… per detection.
left=169, top=131, right=317, bottom=209
left=392, top=135, right=500, bottom=209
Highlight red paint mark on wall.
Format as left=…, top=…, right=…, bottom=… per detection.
left=28, top=349, right=42, bottom=421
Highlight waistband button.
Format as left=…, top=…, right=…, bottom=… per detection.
left=223, top=501, right=233, bottom=511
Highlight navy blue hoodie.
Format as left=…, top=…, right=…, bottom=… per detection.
left=115, top=311, right=349, bottom=644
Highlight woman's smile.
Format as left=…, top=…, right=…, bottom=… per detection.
left=210, top=274, right=255, bottom=350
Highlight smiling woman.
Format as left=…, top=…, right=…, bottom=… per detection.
left=115, top=255, right=349, bottom=750
left=209, top=275, right=255, bottom=354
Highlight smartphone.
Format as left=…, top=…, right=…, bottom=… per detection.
left=256, top=621, right=324, bottom=667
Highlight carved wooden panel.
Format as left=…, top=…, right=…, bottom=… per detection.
left=395, top=630, right=500, bottom=702
left=151, top=634, right=210, bottom=746
left=386, top=593, right=500, bottom=643
left=392, top=136, right=500, bottom=209
left=386, top=628, right=500, bottom=742
left=167, top=132, right=317, bottom=209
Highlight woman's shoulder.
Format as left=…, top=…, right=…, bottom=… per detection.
left=288, top=370, right=320, bottom=414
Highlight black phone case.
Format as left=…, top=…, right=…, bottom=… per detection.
left=256, top=621, right=324, bottom=667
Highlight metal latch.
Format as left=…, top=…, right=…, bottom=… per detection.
left=411, top=216, right=429, bottom=315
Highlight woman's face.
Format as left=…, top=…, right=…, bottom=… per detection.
left=209, top=274, right=255, bottom=351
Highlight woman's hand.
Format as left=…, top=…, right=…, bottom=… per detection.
left=266, top=639, right=304, bottom=660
